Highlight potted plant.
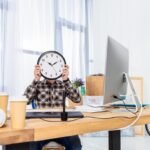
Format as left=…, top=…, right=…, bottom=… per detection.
left=72, top=78, right=85, bottom=96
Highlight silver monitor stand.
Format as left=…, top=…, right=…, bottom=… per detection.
left=123, top=73, right=142, bottom=112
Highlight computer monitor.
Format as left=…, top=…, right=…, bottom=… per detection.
left=103, top=37, right=129, bottom=105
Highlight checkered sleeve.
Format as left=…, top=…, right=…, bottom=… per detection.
left=24, top=80, right=39, bottom=104
left=63, top=79, right=81, bottom=103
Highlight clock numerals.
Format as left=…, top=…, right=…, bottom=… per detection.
left=40, top=63, right=42, bottom=66
left=50, top=74, right=52, bottom=77
left=42, top=59, right=45, bottom=62
left=51, top=54, right=53, bottom=57
left=45, top=72, right=47, bottom=75
left=46, top=55, right=48, bottom=58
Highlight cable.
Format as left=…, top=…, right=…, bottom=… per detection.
left=40, top=114, right=136, bottom=123
left=40, top=117, right=83, bottom=122
left=85, top=115, right=136, bottom=119
left=113, top=95, right=137, bottom=116
left=122, top=100, right=137, bottom=116
left=113, top=95, right=143, bottom=130
left=120, top=73, right=143, bottom=130
left=40, top=95, right=143, bottom=128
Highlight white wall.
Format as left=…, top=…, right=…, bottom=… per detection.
left=92, top=0, right=150, bottom=103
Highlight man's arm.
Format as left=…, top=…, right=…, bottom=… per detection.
left=24, top=65, right=41, bottom=104
left=61, top=65, right=81, bottom=103
left=63, top=79, right=81, bottom=103
left=24, top=80, right=39, bottom=104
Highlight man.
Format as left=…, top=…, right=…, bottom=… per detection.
left=24, top=64, right=82, bottom=150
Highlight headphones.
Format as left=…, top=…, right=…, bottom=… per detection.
left=0, top=109, right=6, bottom=127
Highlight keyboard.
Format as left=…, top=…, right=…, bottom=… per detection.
left=26, top=111, right=84, bottom=119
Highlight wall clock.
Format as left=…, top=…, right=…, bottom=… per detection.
left=37, top=51, right=66, bottom=80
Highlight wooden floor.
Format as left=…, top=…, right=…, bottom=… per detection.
left=1, top=136, right=150, bottom=150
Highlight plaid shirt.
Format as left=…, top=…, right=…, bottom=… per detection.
left=24, top=79, right=81, bottom=108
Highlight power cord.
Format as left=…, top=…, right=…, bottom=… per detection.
left=40, top=117, right=83, bottom=122
left=113, top=95, right=137, bottom=116
left=122, top=99, right=137, bottom=116
left=112, top=93, right=143, bottom=130
left=85, top=115, right=136, bottom=119
left=40, top=114, right=136, bottom=123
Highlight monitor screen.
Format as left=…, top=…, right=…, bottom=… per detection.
left=103, top=37, right=129, bottom=105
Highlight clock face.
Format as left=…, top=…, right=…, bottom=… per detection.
left=37, top=51, right=66, bottom=80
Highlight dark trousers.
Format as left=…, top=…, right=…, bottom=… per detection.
left=30, top=135, right=82, bottom=150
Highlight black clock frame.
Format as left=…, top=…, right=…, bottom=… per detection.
left=37, top=51, right=66, bottom=80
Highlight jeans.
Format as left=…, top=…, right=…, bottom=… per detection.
left=30, top=135, right=82, bottom=150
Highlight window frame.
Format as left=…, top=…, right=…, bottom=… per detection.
left=54, top=0, right=90, bottom=75
left=21, top=0, right=91, bottom=77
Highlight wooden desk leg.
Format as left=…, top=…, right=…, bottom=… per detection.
left=109, top=130, right=121, bottom=150
left=4, top=142, right=31, bottom=150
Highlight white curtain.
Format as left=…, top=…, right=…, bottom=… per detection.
left=0, top=0, right=7, bottom=91
left=56, top=0, right=88, bottom=79
left=1, top=0, right=55, bottom=96
left=0, top=0, right=93, bottom=96
left=55, top=0, right=94, bottom=79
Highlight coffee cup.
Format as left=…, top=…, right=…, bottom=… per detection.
left=0, top=92, right=8, bottom=115
left=10, top=97, right=27, bottom=129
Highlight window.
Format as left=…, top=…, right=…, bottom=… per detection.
left=0, top=0, right=93, bottom=95
left=21, top=0, right=92, bottom=80
left=55, top=0, right=89, bottom=79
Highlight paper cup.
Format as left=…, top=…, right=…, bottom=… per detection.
left=0, top=109, right=6, bottom=127
left=10, top=97, right=27, bottom=129
left=0, top=92, right=8, bottom=115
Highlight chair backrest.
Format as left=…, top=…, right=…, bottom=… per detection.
left=42, top=141, right=65, bottom=150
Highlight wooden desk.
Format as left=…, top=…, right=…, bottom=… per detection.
left=1, top=108, right=150, bottom=150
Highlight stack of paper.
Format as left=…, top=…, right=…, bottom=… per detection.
left=75, top=105, right=106, bottom=112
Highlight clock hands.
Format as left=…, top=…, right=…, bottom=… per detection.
left=48, top=62, right=57, bottom=66
left=48, top=62, right=53, bottom=66
left=47, top=62, right=57, bottom=72
left=51, top=66, right=57, bottom=73
left=52, top=61, right=58, bottom=66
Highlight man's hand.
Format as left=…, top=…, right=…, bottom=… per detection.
left=62, top=65, right=69, bottom=81
left=34, top=65, right=41, bottom=81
